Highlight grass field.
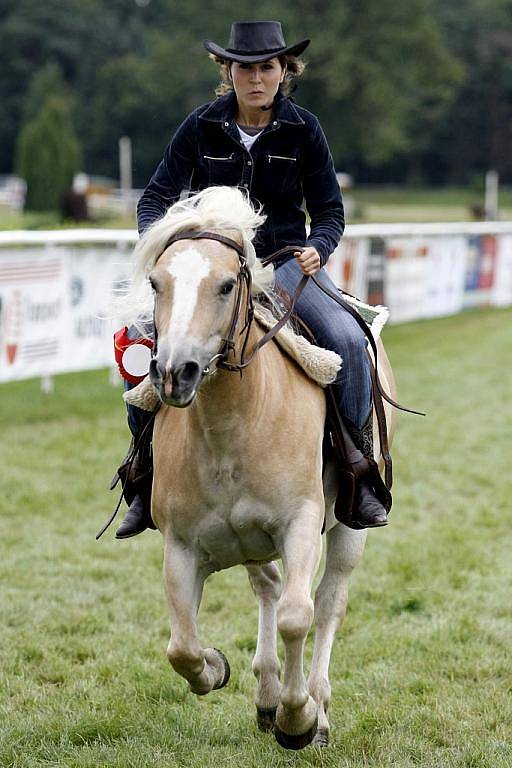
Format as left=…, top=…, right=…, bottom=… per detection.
left=349, top=186, right=512, bottom=224
left=1, top=307, right=511, bottom=767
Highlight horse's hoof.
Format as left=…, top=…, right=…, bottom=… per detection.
left=312, top=727, right=330, bottom=747
left=256, top=706, right=277, bottom=732
left=274, top=717, right=318, bottom=750
left=211, top=648, right=230, bottom=690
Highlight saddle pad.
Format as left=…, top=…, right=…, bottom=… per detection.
left=342, top=294, right=389, bottom=344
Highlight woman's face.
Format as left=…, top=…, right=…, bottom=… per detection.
left=230, top=58, right=284, bottom=113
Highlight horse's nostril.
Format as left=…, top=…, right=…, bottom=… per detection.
left=149, top=358, right=165, bottom=381
left=179, top=361, right=201, bottom=384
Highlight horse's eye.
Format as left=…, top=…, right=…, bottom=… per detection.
left=149, top=279, right=159, bottom=294
left=219, top=280, right=236, bottom=297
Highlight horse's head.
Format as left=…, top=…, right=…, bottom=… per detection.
left=148, top=234, right=246, bottom=407
left=119, top=187, right=271, bottom=407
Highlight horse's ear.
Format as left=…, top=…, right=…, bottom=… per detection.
left=243, top=239, right=256, bottom=266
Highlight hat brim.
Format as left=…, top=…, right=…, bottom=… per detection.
left=203, top=39, right=310, bottom=63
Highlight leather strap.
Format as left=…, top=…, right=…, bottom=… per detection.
left=162, top=230, right=247, bottom=260
left=369, top=359, right=393, bottom=488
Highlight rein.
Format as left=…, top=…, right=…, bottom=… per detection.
left=153, top=231, right=424, bottom=488
left=154, top=231, right=424, bottom=419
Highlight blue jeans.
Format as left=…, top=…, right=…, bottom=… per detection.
left=274, top=259, right=371, bottom=431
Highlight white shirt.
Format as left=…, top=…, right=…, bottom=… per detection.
left=237, top=125, right=263, bottom=152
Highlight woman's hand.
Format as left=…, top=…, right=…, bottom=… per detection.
left=294, top=246, right=321, bottom=276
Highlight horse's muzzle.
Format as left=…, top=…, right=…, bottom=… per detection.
left=150, top=357, right=202, bottom=408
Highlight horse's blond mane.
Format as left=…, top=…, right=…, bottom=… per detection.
left=117, top=187, right=274, bottom=330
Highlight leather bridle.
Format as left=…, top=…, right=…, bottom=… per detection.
left=152, top=230, right=310, bottom=379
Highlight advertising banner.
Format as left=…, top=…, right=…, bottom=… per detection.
left=384, top=238, right=430, bottom=323
left=491, top=235, right=512, bottom=307
left=327, top=237, right=369, bottom=301
left=0, top=250, right=68, bottom=382
left=464, top=235, right=498, bottom=308
left=0, top=246, right=130, bottom=383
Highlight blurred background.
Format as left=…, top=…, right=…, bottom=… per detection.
left=1, top=0, right=512, bottom=227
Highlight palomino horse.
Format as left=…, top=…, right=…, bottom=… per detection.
left=121, top=187, right=396, bottom=749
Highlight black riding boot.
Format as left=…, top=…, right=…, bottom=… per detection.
left=342, top=416, right=389, bottom=528
left=115, top=460, right=155, bottom=538
left=113, top=406, right=156, bottom=539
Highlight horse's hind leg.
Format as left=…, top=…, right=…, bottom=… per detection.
left=245, top=562, right=282, bottom=732
left=163, top=536, right=229, bottom=695
left=308, top=524, right=366, bottom=747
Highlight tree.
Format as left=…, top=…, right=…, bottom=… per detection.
left=0, top=0, right=149, bottom=175
left=20, top=61, right=70, bottom=124
left=16, top=95, right=81, bottom=211
left=428, top=0, right=512, bottom=182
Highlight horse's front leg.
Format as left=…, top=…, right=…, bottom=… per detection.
left=274, top=502, right=323, bottom=750
left=245, top=561, right=282, bottom=732
left=163, top=536, right=230, bottom=695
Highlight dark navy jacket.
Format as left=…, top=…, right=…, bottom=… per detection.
left=136, top=91, right=345, bottom=266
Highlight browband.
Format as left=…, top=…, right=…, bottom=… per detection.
left=160, top=230, right=246, bottom=261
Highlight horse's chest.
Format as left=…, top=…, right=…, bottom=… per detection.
left=180, top=461, right=279, bottom=569
left=199, top=502, right=277, bottom=569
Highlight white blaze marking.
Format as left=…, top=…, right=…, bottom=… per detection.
left=167, top=246, right=211, bottom=342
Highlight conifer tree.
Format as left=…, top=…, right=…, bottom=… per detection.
left=16, top=94, right=81, bottom=212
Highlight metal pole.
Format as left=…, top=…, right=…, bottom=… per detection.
left=119, top=136, right=133, bottom=218
left=41, top=375, right=54, bottom=395
left=485, top=170, right=499, bottom=221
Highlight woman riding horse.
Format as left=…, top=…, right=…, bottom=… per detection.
left=115, top=21, right=388, bottom=538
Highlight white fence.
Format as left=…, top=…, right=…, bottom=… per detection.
left=1, top=222, right=511, bottom=383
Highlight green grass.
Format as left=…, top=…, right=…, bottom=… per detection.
left=351, top=185, right=512, bottom=206
left=0, top=207, right=134, bottom=231
left=349, top=185, right=512, bottom=223
left=1, top=308, right=512, bottom=767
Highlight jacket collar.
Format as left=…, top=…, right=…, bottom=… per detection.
left=199, top=90, right=305, bottom=126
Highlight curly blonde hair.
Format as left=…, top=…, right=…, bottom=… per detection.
left=209, top=53, right=306, bottom=97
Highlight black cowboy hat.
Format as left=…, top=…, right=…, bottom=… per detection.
left=204, top=21, right=310, bottom=64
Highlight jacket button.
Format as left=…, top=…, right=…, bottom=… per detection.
left=247, top=160, right=252, bottom=166
left=242, top=183, right=249, bottom=188
left=224, top=121, right=229, bottom=127
left=272, top=120, right=278, bottom=126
